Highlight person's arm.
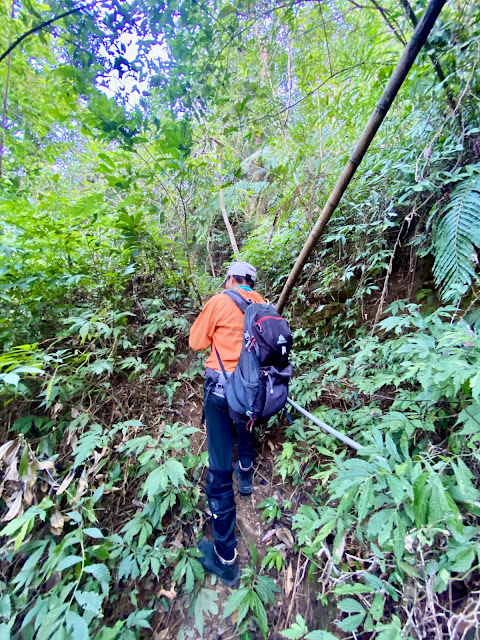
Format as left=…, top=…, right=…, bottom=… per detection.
left=189, top=296, right=219, bottom=351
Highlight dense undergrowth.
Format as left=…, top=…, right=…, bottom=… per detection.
left=1, top=0, right=480, bottom=637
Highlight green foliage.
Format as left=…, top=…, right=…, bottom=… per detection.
left=287, top=305, right=480, bottom=637
left=281, top=614, right=337, bottom=639
left=224, top=546, right=280, bottom=638
left=1, top=0, right=480, bottom=636
left=257, top=496, right=282, bottom=525
left=0, top=416, right=203, bottom=638
left=433, top=165, right=480, bottom=301
left=191, top=588, right=219, bottom=636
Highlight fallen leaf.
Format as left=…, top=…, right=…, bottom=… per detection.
left=51, top=402, right=64, bottom=419
left=4, top=440, right=22, bottom=466
left=262, top=529, right=277, bottom=543
left=275, top=527, right=294, bottom=549
left=87, top=447, right=107, bottom=476
left=2, top=492, right=23, bottom=522
left=0, top=440, right=19, bottom=462
left=4, top=457, right=20, bottom=482
left=71, top=408, right=81, bottom=419
left=284, top=562, right=293, bottom=595
left=157, top=587, right=177, bottom=599
left=171, top=528, right=183, bottom=549
left=50, top=508, right=64, bottom=535
left=34, top=459, right=55, bottom=471
left=56, top=470, right=75, bottom=496
left=333, top=534, right=346, bottom=563
left=404, top=535, right=415, bottom=553
left=23, top=484, right=34, bottom=506
left=73, top=472, right=88, bottom=503
left=267, top=440, right=275, bottom=452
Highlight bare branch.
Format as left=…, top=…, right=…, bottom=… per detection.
left=0, top=4, right=92, bottom=64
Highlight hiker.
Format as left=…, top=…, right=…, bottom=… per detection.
left=189, top=261, right=264, bottom=587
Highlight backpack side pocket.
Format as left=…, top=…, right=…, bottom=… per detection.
left=259, top=364, right=292, bottom=419
left=225, top=369, right=259, bottom=422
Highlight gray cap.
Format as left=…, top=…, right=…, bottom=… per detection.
left=222, top=261, right=257, bottom=286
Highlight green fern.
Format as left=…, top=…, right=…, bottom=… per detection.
left=433, top=166, right=480, bottom=302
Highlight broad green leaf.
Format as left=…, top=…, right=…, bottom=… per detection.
left=84, top=527, right=104, bottom=538
left=370, top=593, right=385, bottom=621
left=449, top=546, right=476, bottom=572
left=357, top=478, right=373, bottom=522
left=165, top=458, right=186, bottom=487
left=84, top=563, right=111, bottom=593
left=250, top=591, right=268, bottom=638
left=143, top=466, right=168, bottom=500
left=193, top=588, right=218, bottom=636
left=338, top=598, right=366, bottom=614
left=337, top=612, right=366, bottom=632
left=223, top=587, right=250, bottom=619
left=413, top=473, right=430, bottom=528
left=56, top=555, right=83, bottom=571
left=65, top=611, right=88, bottom=640
left=75, top=590, right=102, bottom=615
left=334, top=584, right=374, bottom=595
left=280, top=614, right=308, bottom=639
left=217, top=4, right=236, bottom=19
left=305, top=632, right=338, bottom=640
left=0, top=623, right=11, bottom=640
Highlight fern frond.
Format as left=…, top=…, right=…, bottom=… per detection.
left=433, top=167, right=480, bottom=302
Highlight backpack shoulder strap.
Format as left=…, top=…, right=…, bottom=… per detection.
left=223, top=289, right=252, bottom=314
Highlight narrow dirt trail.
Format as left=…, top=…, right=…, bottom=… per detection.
left=148, top=384, right=338, bottom=639
left=176, top=437, right=295, bottom=640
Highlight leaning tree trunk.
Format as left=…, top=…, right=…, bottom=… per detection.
left=276, top=0, right=448, bottom=313
left=216, top=141, right=241, bottom=259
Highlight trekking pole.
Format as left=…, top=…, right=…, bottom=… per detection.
left=286, top=397, right=364, bottom=452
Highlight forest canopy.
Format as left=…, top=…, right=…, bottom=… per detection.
left=0, top=0, right=480, bottom=637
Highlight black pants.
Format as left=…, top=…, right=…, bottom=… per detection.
left=203, top=378, right=256, bottom=560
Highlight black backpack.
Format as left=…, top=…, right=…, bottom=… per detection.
left=215, top=290, right=293, bottom=430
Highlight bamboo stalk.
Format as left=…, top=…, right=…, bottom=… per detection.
left=276, top=0, right=447, bottom=314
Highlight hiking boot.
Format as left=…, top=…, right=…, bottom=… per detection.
left=198, top=539, right=240, bottom=588
left=235, top=460, right=253, bottom=495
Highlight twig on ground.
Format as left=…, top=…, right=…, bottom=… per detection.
left=283, top=551, right=303, bottom=630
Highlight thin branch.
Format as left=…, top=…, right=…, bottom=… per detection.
left=319, top=2, right=333, bottom=76
left=212, top=0, right=325, bottom=66
left=0, top=4, right=92, bottom=64
left=45, top=26, right=97, bottom=60
left=368, top=0, right=407, bottom=45
left=257, top=63, right=364, bottom=121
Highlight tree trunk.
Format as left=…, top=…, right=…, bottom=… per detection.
left=266, top=212, right=279, bottom=245
left=206, top=232, right=216, bottom=277
left=276, top=0, right=448, bottom=313
left=219, top=188, right=240, bottom=259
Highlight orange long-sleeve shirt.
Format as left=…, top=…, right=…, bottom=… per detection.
left=189, top=288, right=265, bottom=372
